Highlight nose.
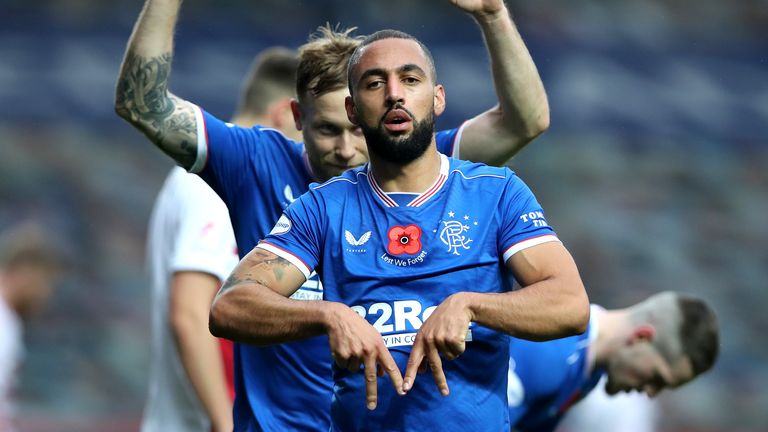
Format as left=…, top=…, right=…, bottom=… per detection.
left=385, top=79, right=405, bottom=107
left=335, top=132, right=357, bottom=162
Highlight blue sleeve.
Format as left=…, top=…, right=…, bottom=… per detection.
left=192, top=108, right=299, bottom=207
left=497, top=173, right=559, bottom=263
left=258, top=191, right=324, bottom=279
left=435, top=125, right=463, bottom=158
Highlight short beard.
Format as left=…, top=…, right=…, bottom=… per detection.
left=361, top=110, right=435, bottom=164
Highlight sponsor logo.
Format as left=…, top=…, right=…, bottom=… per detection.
left=351, top=300, right=473, bottom=348
left=345, top=230, right=371, bottom=253
left=269, top=214, right=292, bottom=235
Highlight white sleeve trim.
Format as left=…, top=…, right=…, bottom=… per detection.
left=188, top=104, right=208, bottom=174
left=256, top=243, right=311, bottom=281
left=503, top=234, right=561, bottom=263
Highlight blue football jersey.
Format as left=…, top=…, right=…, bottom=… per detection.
left=507, top=306, right=604, bottom=432
left=190, top=106, right=465, bottom=431
left=261, top=154, right=560, bottom=432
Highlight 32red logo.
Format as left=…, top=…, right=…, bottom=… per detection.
left=387, top=224, right=422, bottom=255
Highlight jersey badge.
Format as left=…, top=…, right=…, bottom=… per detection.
left=438, top=211, right=474, bottom=255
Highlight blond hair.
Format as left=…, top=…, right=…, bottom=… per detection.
left=296, top=24, right=363, bottom=103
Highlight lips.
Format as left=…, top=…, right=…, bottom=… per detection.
left=383, top=109, right=412, bottom=132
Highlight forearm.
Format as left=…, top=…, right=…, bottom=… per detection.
left=467, top=5, right=550, bottom=162
left=115, top=0, right=198, bottom=168
left=209, top=283, right=336, bottom=345
left=172, top=318, right=232, bottom=430
left=460, top=275, right=589, bottom=341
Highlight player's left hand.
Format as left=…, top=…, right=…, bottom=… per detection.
left=402, top=293, right=473, bottom=396
left=449, top=0, right=505, bottom=17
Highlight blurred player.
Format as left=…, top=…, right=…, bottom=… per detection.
left=209, top=29, right=589, bottom=431
left=558, top=379, right=659, bottom=432
left=0, top=224, right=58, bottom=432
left=507, top=291, right=719, bottom=432
left=140, top=48, right=299, bottom=432
left=116, top=0, right=551, bottom=429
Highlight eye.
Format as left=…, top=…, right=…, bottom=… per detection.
left=366, top=80, right=385, bottom=90
left=350, top=126, right=363, bottom=137
left=403, top=76, right=420, bottom=85
left=315, top=124, right=341, bottom=136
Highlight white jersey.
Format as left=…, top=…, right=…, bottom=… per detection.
left=558, top=376, right=658, bottom=432
left=141, top=167, right=238, bottom=432
left=0, top=294, right=22, bottom=432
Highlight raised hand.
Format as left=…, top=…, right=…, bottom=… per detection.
left=449, top=0, right=505, bottom=17
left=402, top=293, right=473, bottom=396
left=326, top=303, right=404, bottom=410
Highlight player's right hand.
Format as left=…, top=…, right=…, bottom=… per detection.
left=325, top=303, right=404, bottom=410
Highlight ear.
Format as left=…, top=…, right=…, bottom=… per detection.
left=345, top=95, right=358, bottom=125
left=290, top=99, right=304, bottom=131
left=433, top=84, right=446, bottom=117
left=627, top=324, right=656, bottom=345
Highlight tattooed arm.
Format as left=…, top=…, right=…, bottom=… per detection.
left=209, top=247, right=333, bottom=345
left=210, top=246, right=404, bottom=406
left=115, top=0, right=198, bottom=169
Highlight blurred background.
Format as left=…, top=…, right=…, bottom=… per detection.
left=1, top=0, right=766, bottom=430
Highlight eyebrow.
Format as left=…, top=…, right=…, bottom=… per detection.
left=358, top=64, right=427, bottom=84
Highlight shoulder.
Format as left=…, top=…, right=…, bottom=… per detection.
left=309, top=166, right=367, bottom=195
left=447, top=158, right=513, bottom=184
left=245, top=124, right=304, bottom=154
left=207, top=112, right=303, bottom=153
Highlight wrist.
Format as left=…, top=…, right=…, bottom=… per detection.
left=449, top=292, right=477, bottom=322
left=320, top=301, right=347, bottom=334
left=472, top=5, right=509, bottom=26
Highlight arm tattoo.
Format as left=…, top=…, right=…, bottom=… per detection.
left=115, top=52, right=198, bottom=168
left=219, top=250, right=293, bottom=296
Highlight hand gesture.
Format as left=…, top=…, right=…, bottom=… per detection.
left=402, top=294, right=473, bottom=396
left=326, top=303, right=404, bottom=410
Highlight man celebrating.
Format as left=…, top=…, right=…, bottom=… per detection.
left=507, top=291, right=719, bottom=432
left=116, top=0, right=552, bottom=429
left=209, top=30, right=589, bottom=431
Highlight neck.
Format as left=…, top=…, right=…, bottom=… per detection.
left=368, top=143, right=440, bottom=193
left=230, top=113, right=269, bottom=128
left=593, top=308, right=631, bottom=370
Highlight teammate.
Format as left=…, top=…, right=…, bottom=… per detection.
left=558, top=380, right=659, bottom=432
left=140, top=48, right=299, bottom=432
left=208, top=30, right=590, bottom=432
left=116, top=0, right=551, bottom=429
left=507, top=292, right=719, bottom=432
left=0, top=224, right=58, bottom=432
